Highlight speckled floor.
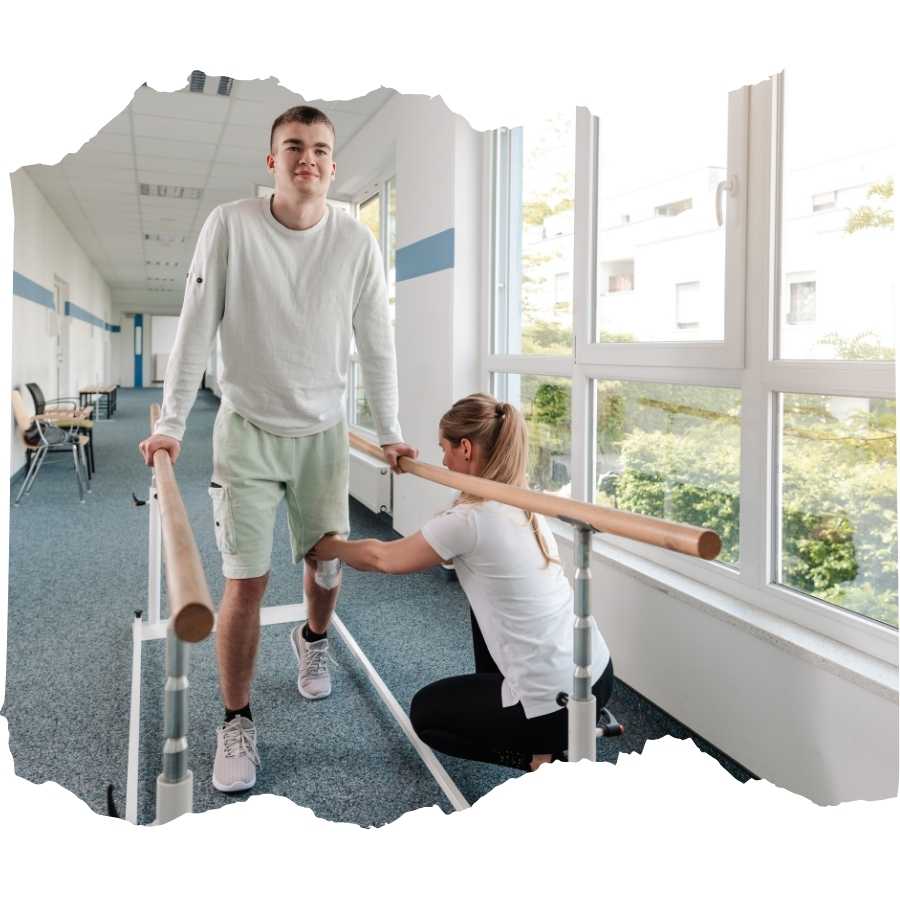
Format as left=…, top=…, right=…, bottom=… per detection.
left=4, top=387, right=754, bottom=825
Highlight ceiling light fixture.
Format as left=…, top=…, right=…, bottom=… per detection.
left=189, top=70, right=206, bottom=93
left=217, top=76, right=234, bottom=97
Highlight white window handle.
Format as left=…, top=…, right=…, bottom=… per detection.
left=715, top=175, right=737, bottom=227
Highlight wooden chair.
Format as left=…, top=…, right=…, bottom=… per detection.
left=11, top=389, right=91, bottom=505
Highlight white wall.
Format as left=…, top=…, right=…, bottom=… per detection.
left=11, top=169, right=113, bottom=476
left=554, top=534, right=898, bottom=804
left=335, top=94, right=484, bottom=534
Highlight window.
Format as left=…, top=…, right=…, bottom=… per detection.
left=675, top=281, right=702, bottom=329
left=606, top=259, right=634, bottom=293
left=589, top=88, right=742, bottom=358
left=778, top=393, right=896, bottom=627
left=594, top=381, right=741, bottom=568
left=492, top=114, right=575, bottom=357
left=787, top=279, right=816, bottom=324
left=493, top=373, right=572, bottom=498
left=486, top=68, right=896, bottom=658
left=349, top=176, right=397, bottom=433
left=812, top=190, right=836, bottom=212
left=779, top=69, right=895, bottom=361
left=655, top=198, right=693, bottom=217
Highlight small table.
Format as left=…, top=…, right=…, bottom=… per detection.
left=79, top=384, right=118, bottom=419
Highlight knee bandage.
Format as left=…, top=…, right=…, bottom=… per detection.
left=313, top=557, right=341, bottom=590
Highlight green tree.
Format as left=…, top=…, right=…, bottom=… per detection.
left=846, top=177, right=894, bottom=234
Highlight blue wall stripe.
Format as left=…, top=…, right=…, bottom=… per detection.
left=13, top=270, right=120, bottom=331
left=396, top=228, right=455, bottom=282
left=12, top=271, right=54, bottom=309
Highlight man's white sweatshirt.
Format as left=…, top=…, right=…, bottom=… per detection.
left=154, top=197, right=402, bottom=445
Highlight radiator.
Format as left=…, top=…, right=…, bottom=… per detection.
left=349, top=447, right=392, bottom=515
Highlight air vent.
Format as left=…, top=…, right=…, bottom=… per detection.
left=190, top=70, right=206, bottom=93
left=139, top=183, right=202, bottom=200
left=217, top=76, right=234, bottom=97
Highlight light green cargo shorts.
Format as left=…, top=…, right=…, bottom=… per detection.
left=208, top=405, right=349, bottom=580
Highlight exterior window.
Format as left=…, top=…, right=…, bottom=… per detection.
left=779, top=71, right=895, bottom=361
left=493, top=114, right=575, bottom=356
left=778, top=393, right=897, bottom=627
left=351, top=178, right=397, bottom=432
left=606, top=260, right=634, bottom=293
left=493, top=373, right=572, bottom=498
left=594, top=381, right=741, bottom=569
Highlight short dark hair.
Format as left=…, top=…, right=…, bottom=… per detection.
left=269, top=105, right=336, bottom=152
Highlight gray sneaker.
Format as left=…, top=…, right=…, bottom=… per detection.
left=212, top=715, right=260, bottom=792
left=290, top=623, right=333, bottom=700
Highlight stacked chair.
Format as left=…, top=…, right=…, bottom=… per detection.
left=11, top=389, right=92, bottom=506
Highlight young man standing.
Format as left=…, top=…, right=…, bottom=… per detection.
left=139, top=105, right=415, bottom=793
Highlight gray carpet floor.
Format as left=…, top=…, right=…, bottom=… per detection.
left=4, top=387, right=754, bottom=825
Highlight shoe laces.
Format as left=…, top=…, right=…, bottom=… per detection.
left=302, top=640, right=339, bottom=678
left=221, top=717, right=261, bottom=768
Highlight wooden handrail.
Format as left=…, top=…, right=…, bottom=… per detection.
left=149, top=405, right=215, bottom=641
left=350, top=432, right=721, bottom=560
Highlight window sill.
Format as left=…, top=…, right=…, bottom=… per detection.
left=547, top=519, right=898, bottom=703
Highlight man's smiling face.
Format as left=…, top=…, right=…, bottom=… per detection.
left=267, top=120, right=336, bottom=200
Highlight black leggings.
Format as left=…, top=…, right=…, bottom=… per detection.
left=410, top=610, right=614, bottom=771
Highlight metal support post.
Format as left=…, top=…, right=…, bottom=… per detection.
left=567, top=520, right=597, bottom=762
left=154, top=625, right=193, bottom=825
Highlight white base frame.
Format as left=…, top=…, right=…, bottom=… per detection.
left=125, top=599, right=469, bottom=825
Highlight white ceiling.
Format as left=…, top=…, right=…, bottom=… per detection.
left=21, top=74, right=396, bottom=312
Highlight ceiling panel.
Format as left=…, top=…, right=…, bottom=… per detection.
left=227, top=99, right=283, bottom=126
left=132, top=88, right=231, bottom=124
left=220, top=122, right=267, bottom=151
left=215, top=144, right=268, bottom=168
left=133, top=114, right=223, bottom=144
left=135, top=136, right=218, bottom=161
left=137, top=155, right=211, bottom=176
left=136, top=169, right=207, bottom=189
left=85, top=132, right=134, bottom=154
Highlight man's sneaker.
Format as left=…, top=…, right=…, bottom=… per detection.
left=212, top=715, right=260, bottom=792
left=290, top=623, right=333, bottom=700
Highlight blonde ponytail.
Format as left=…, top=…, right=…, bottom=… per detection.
left=439, top=393, right=559, bottom=566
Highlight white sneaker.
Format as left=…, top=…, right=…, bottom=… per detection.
left=212, top=715, right=260, bottom=792
left=290, top=623, right=333, bottom=700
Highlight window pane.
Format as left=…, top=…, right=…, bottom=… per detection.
left=359, top=193, right=380, bottom=244
left=353, top=361, right=375, bottom=432
left=493, top=373, right=572, bottom=497
left=497, top=114, right=575, bottom=356
left=594, top=95, right=728, bottom=343
left=594, top=381, right=741, bottom=567
left=779, top=69, right=897, bottom=360
left=779, top=393, right=897, bottom=627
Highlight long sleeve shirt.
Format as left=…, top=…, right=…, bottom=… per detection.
left=154, top=197, right=403, bottom=445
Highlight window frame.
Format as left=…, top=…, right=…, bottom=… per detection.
left=348, top=172, right=397, bottom=436
left=484, top=74, right=897, bottom=665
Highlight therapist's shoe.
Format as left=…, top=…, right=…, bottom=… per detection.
left=290, top=623, right=333, bottom=700
left=212, top=715, right=260, bottom=792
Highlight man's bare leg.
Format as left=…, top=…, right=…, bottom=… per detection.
left=217, top=573, right=269, bottom=710
left=303, top=558, right=340, bottom=633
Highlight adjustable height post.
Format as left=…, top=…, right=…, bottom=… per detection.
left=155, top=625, right=193, bottom=824
left=568, top=521, right=597, bottom=762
